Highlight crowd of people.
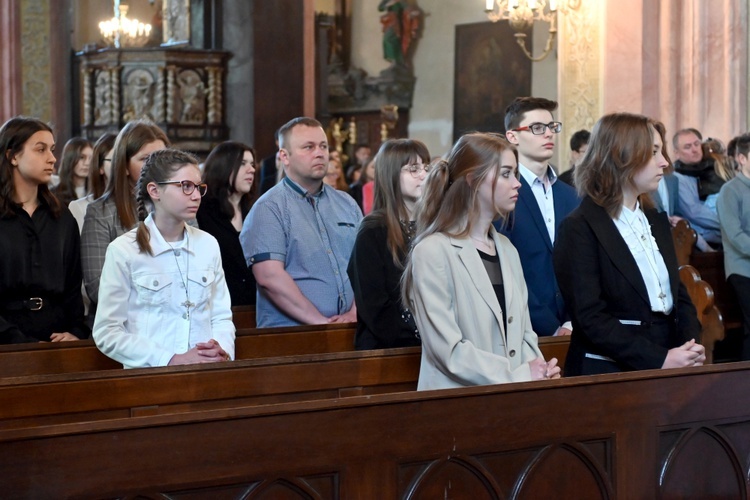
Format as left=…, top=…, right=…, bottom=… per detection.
left=1, top=97, right=748, bottom=388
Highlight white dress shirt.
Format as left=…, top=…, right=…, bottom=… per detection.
left=93, top=214, right=235, bottom=368
left=612, top=204, right=673, bottom=313
left=519, top=163, right=557, bottom=243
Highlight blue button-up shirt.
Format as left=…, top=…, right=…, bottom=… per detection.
left=241, top=177, right=362, bottom=327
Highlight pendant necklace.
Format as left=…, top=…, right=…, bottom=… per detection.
left=167, top=230, right=194, bottom=320
left=623, top=209, right=668, bottom=310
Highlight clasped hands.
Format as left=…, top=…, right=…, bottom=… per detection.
left=530, top=357, right=561, bottom=381
left=662, top=338, right=705, bottom=369
left=169, top=339, right=230, bottom=365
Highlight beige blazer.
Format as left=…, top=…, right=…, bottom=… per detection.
left=409, top=229, right=543, bottom=390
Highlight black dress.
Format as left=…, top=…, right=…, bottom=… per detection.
left=196, top=197, right=257, bottom=306
left=0, top=201, right=89, bottom=343
left=347, top=220, right=419, bottom=350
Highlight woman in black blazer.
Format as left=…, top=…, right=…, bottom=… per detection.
left=197, top=141, right=258, bottom=306
left=554, top=113, right=705, bottom=376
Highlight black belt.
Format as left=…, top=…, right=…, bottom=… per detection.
left=3, top=297, right=45, bottom=311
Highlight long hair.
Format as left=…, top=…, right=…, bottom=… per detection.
left=89, top=133, right=117, bottom=199
left=134, top=148, right=199, bottom=255
left=202, top=141, right=258, bottom=220
left=575, top=112, right=656, bottom=218
left=702, top=138, right=735, bottom=182
left=402, top=132, right=517, bottom=303
left=0, top=116, right=61, bottom=218
left=52, top=137, right=92, bottom=206
left=364, top=138, right=430, bottom=267
left=103, top=120, right=170, bottom=231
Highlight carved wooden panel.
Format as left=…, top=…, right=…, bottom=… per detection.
left=659, top=423, right=750, bottom=499
left=76, top=47, right=230, bottom=154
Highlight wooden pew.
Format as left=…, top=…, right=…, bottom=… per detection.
left=679, top=265, right=724, bottom=363
left=671, top=218, right=742, bottom=332
left=1, top=361, right=749, bottom=498
left=231, top=304, right=256, bottom=329
left=0, top=323, right=569, bottom=379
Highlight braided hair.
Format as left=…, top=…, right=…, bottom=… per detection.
left=134, top=148, right=199, bottom=255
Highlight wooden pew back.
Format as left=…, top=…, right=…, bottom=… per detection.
left=2, top=362, right=750, bottom=498
left=679, top=265, right=724, bottom=363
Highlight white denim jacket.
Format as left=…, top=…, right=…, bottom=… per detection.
left=93, top=214, right=235, bottom=368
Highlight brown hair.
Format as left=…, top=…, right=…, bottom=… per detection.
left=702, top=138, right=735, bottom=182
left=0, top=116, right=61, bottom=218
left=504, top=97, right=558, bottom=132
left=364, top=138, right=430, bottom=267
left=103, top=120, right=169, bottom=231
left=134, top=148, right=200, bottom=255
left=401, top=132, right=516, bottom=303
left=52, top=137, right=92, bottom=206
left=575, top=112, right=657, bottom=218
left=202, top=141, right=258, bottom=221
left=278, top=117, right=324, bottom=150
left=89, top=133, right=117, bottom=199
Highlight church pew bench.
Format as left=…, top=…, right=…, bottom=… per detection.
left=0, top=337, right=570, bottom=429
left=1, top=361, right=750, bottom=498
left=689, top=250, right=742, bottom=331
left=679, top=265, right=724, bottom=364
left=231, top=304, right=256, bottom=329
left=0, top=323, right=569, bottom=379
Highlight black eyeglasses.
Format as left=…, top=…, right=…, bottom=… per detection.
left=402, top=163, right=431, bottom=177
left=157, top=180, right=208, bottom=196
left=513, top=122, right=563, bottom=135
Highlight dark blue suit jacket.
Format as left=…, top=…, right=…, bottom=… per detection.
left=496, top=175, right=580, bottom=336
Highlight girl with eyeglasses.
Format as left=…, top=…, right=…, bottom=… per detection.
left=93, top=149, right=235, bottom=368
left=197, top=141, right=259, bottom=306
left=401, top=133, right=560, bottom=389
left=347, top=139, right=430, bottom=350
left=0, top=117, right=89, bottom=343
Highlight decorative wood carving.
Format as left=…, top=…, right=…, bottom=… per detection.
left=75, top=47, right=230, bottom=153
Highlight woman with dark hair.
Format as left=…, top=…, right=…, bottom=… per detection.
left=196, top=141, right=258, bottom=306
left=347, top=139, right=429, bottom=350
left=51, top=137, right=93, bottom=207
left=555, top=113, right=705, bottom=376
left=69, top=133, right=116, bottom=231
left=0, top=117, right=88, bottom=343
left=81, top=120, right=169, bottom=306
left=93, top=149, right=234, bottom=368
left=401, top=133, right=559, bottom=390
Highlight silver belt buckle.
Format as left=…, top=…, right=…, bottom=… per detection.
left=27, top=297, right=43, bottom=311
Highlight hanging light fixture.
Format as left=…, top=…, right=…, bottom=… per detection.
left=484, top=0, right=579, bottom=62
left=99, top=0, right=153, bottom=49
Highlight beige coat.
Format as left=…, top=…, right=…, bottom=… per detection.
left=409, top=229, right=543, bottom=390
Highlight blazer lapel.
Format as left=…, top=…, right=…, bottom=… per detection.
left=518, top=177, right=553, bottom=251
left=646, top=209, right=680, bottom=298
left=452, top=236, right=506, bottom=335
left=580, top=198, right=651, bottom=307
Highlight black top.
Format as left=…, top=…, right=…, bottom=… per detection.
left=0, top=201, right=89, bottom=343
left=196, top=197, right=257, bottom=306
left=477, top=249, right=507, bottom=334
left=347, top=221, right=419, bottom=350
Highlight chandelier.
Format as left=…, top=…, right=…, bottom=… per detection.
left=484, top=0, right=580, bottom=62
left=99, top=0, right=153, bottom=49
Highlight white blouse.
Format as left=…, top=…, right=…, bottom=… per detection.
left=612, top=203, right=673, bottom=314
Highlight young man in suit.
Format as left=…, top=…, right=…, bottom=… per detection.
left=499, top=97, right=580, bottom=337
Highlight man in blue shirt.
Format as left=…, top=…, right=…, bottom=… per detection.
left=241, top=117, right=362, bottom=327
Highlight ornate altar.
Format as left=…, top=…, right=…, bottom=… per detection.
left=76, top=47, right=230, bottom=153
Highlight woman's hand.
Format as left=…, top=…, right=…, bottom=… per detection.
left=662, top=339, right=706, bottom=369
left=50, top=332, right=79, bottom=342
left=169, top=340, right=231, bottom=365
left=529, top=357, right=562, bottom=381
